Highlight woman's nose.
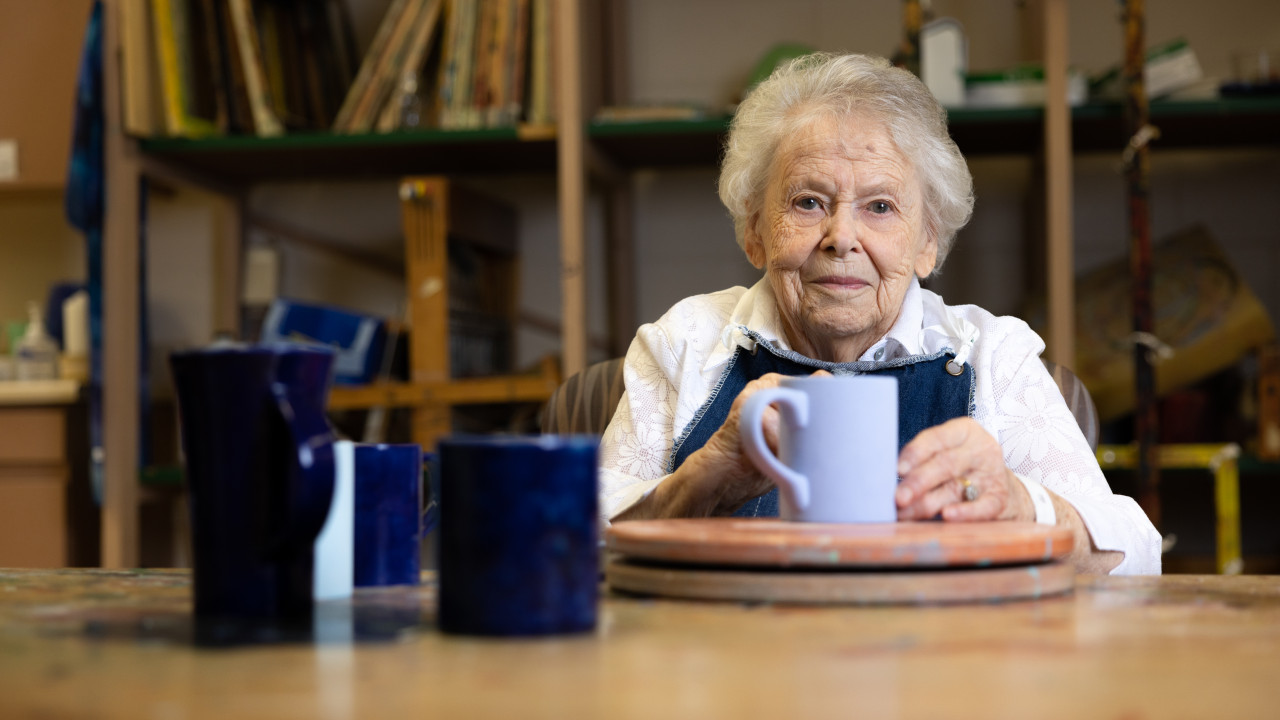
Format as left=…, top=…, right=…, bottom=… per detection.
left=820, top=205, right=860, bottom=256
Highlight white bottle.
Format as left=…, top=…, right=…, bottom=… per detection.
left=15, top=301, right=58, bottom=381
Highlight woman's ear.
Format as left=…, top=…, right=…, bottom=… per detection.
left=744, top=213, right=767, bottom=269
left=914, top=228, right=939, bottom=278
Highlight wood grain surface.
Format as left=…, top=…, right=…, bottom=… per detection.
left=606, top=559, right=1076, bottom=605
left=2, top=570, right=1280, bottom=719
left=606, top=518, right=1074, bottom=568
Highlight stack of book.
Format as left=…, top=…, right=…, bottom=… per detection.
left=122, top=0, right=556, bottom=138
left=122, top=0, right=362, bottom=138
left=334, top=0, right=555, bottom=134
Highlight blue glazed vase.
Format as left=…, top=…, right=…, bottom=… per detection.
left=438, top=435, right=599, bottom=636
left=170, top=343, right=336, bottom=630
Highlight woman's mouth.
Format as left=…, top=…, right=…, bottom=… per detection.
left=811, top=275, right=869, bottom=290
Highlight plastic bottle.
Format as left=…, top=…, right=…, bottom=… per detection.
left=15, top=301, right=58, bottom=381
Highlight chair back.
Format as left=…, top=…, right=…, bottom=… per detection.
left=542, top=356, right=1100, bottom=451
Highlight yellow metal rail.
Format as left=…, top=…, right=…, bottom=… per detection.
left=1097, top=443, right=1242, bottom=574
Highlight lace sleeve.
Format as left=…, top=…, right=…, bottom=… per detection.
left=597, top=323, right=681, bottom=523
left=982, top=331, right=1162, bottom=575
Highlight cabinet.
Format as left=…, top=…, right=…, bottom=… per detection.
left=0, top=383, right=80, bottom=567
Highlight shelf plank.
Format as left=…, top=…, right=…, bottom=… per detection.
left=139, top=127, right=557, bottom=182
left=328, top=373, right=560, bottom=411
left=587, top=99, right=1280, bottom=168
left=135, top=99, right=1280, bottom=182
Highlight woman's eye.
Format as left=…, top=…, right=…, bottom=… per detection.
left=796, top=197, right=821, bottom=211
left=868, top=201, right=892, bottom=214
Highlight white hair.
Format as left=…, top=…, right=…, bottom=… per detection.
left=717, top=52, right=974, bottom=275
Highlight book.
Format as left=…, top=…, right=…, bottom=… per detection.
left=332, top=0, right=412, bottom=132
left=375, top=0, right=445, bottom=132
left=449, top=0, right=480, bottom=128
left=484, top=0, right=514, bottom=127
left=525, top=0, right=552, bottom=126
left=256, top=1, right=291, bottom=123
left=219, top=0, right=257, bottom=134
left=1091, top=38, right=1204, bottom=101
left=469, top=0, right=496, bottom=127
left=195, top=0, right=231, bottom=133
left=503, top=0, right=529, bottom=126
left=435, top=0, right=464, bottom=127
left=150, top=0, right=218, bottom=137
left=120, top=0, right=159, bottom=136
left=348, top=0, right=431, bottom=133
left=227, top=0, right=285, bottom=136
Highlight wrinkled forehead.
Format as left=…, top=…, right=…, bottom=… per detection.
left=769, top=109, right=916, bottom=187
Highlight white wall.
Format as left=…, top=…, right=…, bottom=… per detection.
left=0, top=194, right=84, bottom=344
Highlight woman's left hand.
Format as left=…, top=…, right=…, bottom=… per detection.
left=895, top=417, right=1032, bottom=522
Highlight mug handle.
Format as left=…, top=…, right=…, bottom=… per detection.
left=266, top=379, right=337, bottom=557
left=739, top=387, right=811, bottom=510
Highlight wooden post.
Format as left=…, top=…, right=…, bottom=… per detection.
left=899, top=0, right=922, bottom=76
left=101, top=0, right=141, bottom=568
left=211, top=194, right=244, bottom=338
left=602, top=0, right=636, bottom=357
left=1043, top=0, right=1075, bottom=367
left=555, top=0, right=587, bottom=377
left=400, top=178, right=453, bottom=451
left=1124, top=0, right=1161, bottom=529
left=605, top=182, right=636, bottom=358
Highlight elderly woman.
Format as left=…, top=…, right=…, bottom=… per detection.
left=598, top=53, right=1160, bottom=575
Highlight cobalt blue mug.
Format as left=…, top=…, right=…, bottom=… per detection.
left=353, top=443, right=424, bottom=587
left=170, top=343, right=336, bottom=631
left=437, top=435, right=599, bottom=636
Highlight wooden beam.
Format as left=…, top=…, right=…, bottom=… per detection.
left=101, top=0, right=140, bottom=568
left=555, top=0, right=586, bottom=376
left=328, top=373, right=560, bottom=411
left=1043, top=0, right=1075, bottom=368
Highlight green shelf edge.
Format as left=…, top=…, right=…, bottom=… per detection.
left=139, top=126, right=527, bottom=153
left=135, top=99, right=1280, bottom=152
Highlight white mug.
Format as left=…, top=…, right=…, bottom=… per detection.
left=739, top=374, right=898, bottom=523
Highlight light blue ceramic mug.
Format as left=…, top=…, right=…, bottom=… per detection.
left=739, top=374, right=898, bottom=523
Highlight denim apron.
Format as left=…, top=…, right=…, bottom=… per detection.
left=668, top=328, right=975, bottom=517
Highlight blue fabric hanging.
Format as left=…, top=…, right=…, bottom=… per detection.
left=65, top=1, right=105, bottom=504
left=65, top=2, right=152, bottom=504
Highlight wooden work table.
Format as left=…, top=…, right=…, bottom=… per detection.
left=0, top=569, right=1277, bottom=719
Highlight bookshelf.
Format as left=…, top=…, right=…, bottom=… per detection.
left=98, top=0, right=589, bottom=567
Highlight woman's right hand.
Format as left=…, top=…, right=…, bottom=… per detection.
left=615, top=370, right=828, bottom=521
left=688, top=374, right=786, bottom=513
left=687, top=369, right=833, bottom=515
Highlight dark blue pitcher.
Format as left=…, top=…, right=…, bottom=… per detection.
left=170, top=344, right=337, bottom=635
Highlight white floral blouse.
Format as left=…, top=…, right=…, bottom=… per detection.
left=599, top=277, right=1162, bottom=575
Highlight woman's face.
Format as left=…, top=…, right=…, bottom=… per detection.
left=744, top=112, right=936, bottom=361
